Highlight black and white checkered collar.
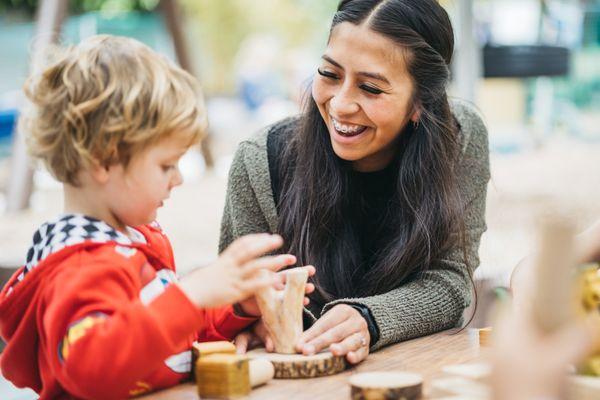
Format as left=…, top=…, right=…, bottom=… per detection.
left=20, top=214, right=137, bottom=281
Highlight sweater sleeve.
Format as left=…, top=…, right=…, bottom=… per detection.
left=41, top=253, right=250, bottom=399
left=321, top=101, right=491, bottom=351
left=219, top=141, right=275, bottom=253
left=219, top=139, right=319, bottom=326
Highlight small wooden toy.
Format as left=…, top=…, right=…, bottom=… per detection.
left=249, top=268, right=347, bottom=378
left=478, top=327, right=492, bottom=347
left=246, top=348, right=346, bottom=378
left=348, top=372, right=423, bottom=400
left=195, top=353, right=274, bottom=399
left=255, top=268, right=308, bottom=354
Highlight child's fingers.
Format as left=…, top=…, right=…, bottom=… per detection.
left=234, top=332, right=251, bottom=354
left=241, top=254, right=297, bottom=277
left=240, top=273, right=280, bottom=294
left=303, top=265, right=316, bottom=277
left=223, top=234, right=284, bottom=265
left=305, top=283, right=315, bottom=294
left=280, top=265, right=316, bottom=284
left=254, top=321, right=274, bottom=353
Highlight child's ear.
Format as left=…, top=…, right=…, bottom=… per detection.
left=88, top=159, right=110, bottom=184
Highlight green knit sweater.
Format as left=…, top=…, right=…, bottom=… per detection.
left=219, top=99, right=490, bottom=351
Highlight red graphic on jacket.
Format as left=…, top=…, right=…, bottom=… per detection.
left=0, top=215, right=256, bottom=399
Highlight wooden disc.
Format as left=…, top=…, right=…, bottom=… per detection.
left=246, top=348, right=346, bottom=379
left=349, top=372, right=423, bottom=400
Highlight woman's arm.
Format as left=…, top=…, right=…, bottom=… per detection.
left=219, top=142, right=275, bottom=253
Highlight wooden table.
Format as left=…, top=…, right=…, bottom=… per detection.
left=144, top=329, right=485, bottom=400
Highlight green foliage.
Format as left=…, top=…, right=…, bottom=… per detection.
left=179, top=0, right=338, bottom=92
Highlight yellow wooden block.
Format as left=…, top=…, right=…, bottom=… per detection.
left=192, top=341, right=236, bottom=359
left=479, top=327, right=492, bottom=347
left=196, top=354, right=250, bottom=399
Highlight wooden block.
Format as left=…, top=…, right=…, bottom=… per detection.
left=247, top=348, right=346, bottom=379
left=191, top=341, right=237, bottom=381
left=442, top=362, right=491, bottom=382
left=192, top=341, right=236, bottom=359
left=195, top=354, right=250, bottom=399
left=567, top=375, right=600, bottom=400
left=478, top=328, right=492, bottom=347
left=256, top=269, right=308, bottom=354
left=349, top=372, right=422, bottom=400
left=429, top=377, right=491, bottom=399
left=248, top=358, right=275, bottom=388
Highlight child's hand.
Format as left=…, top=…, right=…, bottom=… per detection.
left=178, top=234, right=296, bottom=309
left=236, top=265, right=316, bottom=317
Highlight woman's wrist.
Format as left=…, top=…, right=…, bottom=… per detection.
left=348, top=304, right=379, bottom=346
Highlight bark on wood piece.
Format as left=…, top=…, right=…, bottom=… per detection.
left=349, top=372, right=423, bottom=400
left=531, top=214, right=577, bottom=334
left=246, top=348, right=346, bottom=379
left=256, top=268, right=308, bottom=354
left=568, top=375, right=600, bottom=400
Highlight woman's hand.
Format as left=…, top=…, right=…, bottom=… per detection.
left=296, top=304, right=370, bottom=364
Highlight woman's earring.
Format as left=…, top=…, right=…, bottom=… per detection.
left=413, top=120, right=420, bottom=130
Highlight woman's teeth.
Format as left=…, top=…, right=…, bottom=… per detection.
left=331, top=118, right=367, bottom=136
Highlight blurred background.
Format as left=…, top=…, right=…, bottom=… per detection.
left=0, top=0, right=599, bottom=397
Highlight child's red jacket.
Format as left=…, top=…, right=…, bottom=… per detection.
left=0, top=214, right=255, bottom=399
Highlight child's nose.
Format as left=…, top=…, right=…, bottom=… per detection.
left=171, top=167, right=183, bottom=188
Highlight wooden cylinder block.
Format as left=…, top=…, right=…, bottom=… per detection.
left=247, top=348, right=346, bottom=379
left=256, top=269, right=308, bottom=354
left=248, top=358, right=275, bottom=387
left=349, top=372, right=423, bottom=400
left=478, top=328, right=492, bottom=347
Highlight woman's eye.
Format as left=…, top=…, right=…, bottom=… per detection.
left=360, top=85, right=383, bottom=95
left=161, top=165, right=175, bottom=172
left=317, top=68, right=339, bottom=80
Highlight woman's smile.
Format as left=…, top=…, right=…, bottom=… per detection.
left=329, top=115, right=370, bottom=144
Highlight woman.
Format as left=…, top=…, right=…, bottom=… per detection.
left=220, top=0, right=490, bottom=364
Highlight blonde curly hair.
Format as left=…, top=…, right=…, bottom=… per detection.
left=21, top=34, right=207, bottom=185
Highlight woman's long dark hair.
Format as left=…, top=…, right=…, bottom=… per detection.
left=278, top=0, right=467, bottom=307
